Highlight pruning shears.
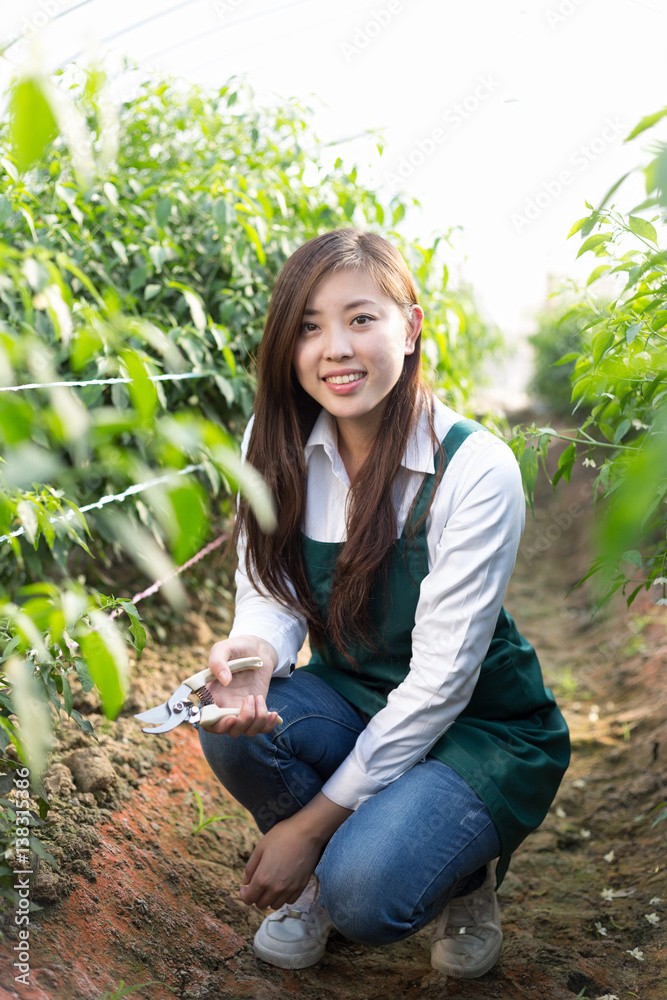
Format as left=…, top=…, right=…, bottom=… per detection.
left=135, top=657, right=282, bottom=733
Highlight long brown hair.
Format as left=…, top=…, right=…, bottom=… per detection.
left=234, top=229, right=438, bottom=657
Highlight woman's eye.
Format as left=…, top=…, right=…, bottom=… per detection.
left=352, top=315, right=373, bottom=326
left=301, top=322, right=318, bottom=334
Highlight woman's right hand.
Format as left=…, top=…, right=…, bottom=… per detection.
left=204, top=635, right=280, bottom=738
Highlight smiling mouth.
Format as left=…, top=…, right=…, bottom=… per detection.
left=323, top=373, right=366, bottom=385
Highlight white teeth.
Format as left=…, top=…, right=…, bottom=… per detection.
left=325, top=373, right=365, bottom=384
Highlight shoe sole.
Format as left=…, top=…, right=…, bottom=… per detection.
left=431, top=935, right=502, bottom=979
left=252, top=938, right=327, bottom=970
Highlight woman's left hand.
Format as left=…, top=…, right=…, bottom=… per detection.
left=239, top=792, right=353, bottom=910
left=239, top=815, right=322, bottom=910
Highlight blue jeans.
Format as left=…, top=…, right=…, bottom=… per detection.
left=199, top=669, right=501, bottom=947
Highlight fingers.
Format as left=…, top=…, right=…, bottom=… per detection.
left=207, top=695, right=280, bottom=738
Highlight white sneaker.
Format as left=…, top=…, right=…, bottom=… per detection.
left=430, top=862, right=502, bottom=979
left=252, top=876, right=334, bottom=969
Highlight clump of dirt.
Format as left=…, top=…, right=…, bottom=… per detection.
left=0, top=454, right=666, bottom=1000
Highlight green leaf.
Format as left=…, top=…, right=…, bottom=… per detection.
left=129, top=264, right=148, bottom=292
left=627, top=215, right=658, bottom=244
left=118, top=602, right=147, bottom=657
left=626, top=321, right=644, bottom=344
left=553, top=442, right=576, bottom=486
left=625, top=107, right=667, bottom=141
left=0, top=156, right=19, bottom=182
left=120, top=350, right=158, bottom=421
left=69, top=708, right=96, bottom=737
left=566, top=216, right=589, bottom=239
left=74, top=657, right=95, bottom=693
left=168, top=282, right=207, bottom=333
left=111, top=239, right=128, bottom=264
left=16, top=500, right=38, bottom=545
left=596, top=170, right=633, bottom=211
left=77, top=624, right=128, bottom=720
left=576, top=233, right=613, bottom=258
left=241, top=222, right=266, bottom=266
left=0, top=195, right=13, bottom=224
left=613, top=418, right=631, bottom=444
left=621, top=549, right=642, bottom=567
left=148, top=245, right=167, bottom=270
left=519, top=447, right=538, bottom=512
left=586, top=265, right=611, bottom=286
left=165, top=481, right=209, bottom=564
left=592, top=331, right=614, bottom=366
left=10, top=77, right=58, bottom=172
left=155, top=196, right=172, bottom=228
left=103, top=181, right=119, bottom=207
left=61, top=675, right=73, bottom=716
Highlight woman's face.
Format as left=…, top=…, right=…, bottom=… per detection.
left=292, top=269, right=422, bottom=438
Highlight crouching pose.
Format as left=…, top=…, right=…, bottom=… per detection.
left=199, top=229, right=570, bottom=976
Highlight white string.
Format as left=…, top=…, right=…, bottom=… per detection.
left=0, top=463, right=206, bottom=543
left=0, top=371, right=214, bottom=393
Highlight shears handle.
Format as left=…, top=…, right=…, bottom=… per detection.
left=183, top=656, right=264, bottom=691
left=199, top=703, right=284, bottom=729
left=188, top=657, right=284, bottom=729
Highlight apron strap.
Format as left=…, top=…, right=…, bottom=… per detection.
left=405, top=418, right=489, bottom=534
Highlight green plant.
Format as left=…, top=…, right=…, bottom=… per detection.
left=529, top=300, right=601, bottom=415
left=97, top=980, right=173, bottom=1000
left=651, top=800, right=667, bottom=826
left=511, top=106, right=667, bottom=605
left=184, top=789, right=250, bottom=837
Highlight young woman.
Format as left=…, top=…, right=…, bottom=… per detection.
left=199, top=229, right=570, bottom=976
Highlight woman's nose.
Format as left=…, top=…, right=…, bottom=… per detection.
left=323, top=323, right=353, bottom=359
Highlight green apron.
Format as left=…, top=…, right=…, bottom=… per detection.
left=300, top=418, right=570, bottom=886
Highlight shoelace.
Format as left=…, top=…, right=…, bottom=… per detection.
left=444, top=890, right=494, bottom=936
left=269, top=885, right=320, bottom=924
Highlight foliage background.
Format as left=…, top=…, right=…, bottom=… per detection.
left=515, top=106, right=667, bottom=609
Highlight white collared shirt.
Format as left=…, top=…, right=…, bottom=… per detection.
left=229, top=396, right=526, bottom=811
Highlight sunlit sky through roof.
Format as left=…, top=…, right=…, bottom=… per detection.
left=2, top=0, right=666, bottom=372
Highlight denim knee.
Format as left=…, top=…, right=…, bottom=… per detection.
left=317, top=847, right=416, bottom=946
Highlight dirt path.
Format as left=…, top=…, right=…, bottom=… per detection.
left=1, top=454, right=666, bottom=1000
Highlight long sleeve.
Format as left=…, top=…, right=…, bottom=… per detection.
left=320, top=431, right=526, bottom=810
left=228, top=416, right=308, bottom=676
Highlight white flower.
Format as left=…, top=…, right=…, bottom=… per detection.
left=601, top=392, right=615, bottom=400
left=644, top=912, right=660, bottom=925
left=653, top=577, right=667, bottom=587
left=626, top=947, right=644, bottom=961
left=581, top=829, right=591, bottom=839
left=583, top=457, right=597, bottom=468
left=572, top=778, right=587, bottom=788
left=631, top=419, right=648, bottom=430
left=602, top=887, right=635, bottom=900
left=656, top=598, right=667, bottom=606
left=603, top=850, right=615, bottom=863
left=649, top=897, right=662, bottom=905
left=589, top=708, right=600, bottom=722
left=556, top=806, right=567, bottom=818
left=595, top=994, right=619, bottom=1000
left=595, top=921, right=608, bottom=936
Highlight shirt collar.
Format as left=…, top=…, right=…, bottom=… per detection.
left=304, top=401, right=436, bottom=476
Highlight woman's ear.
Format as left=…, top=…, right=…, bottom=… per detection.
left=405, top=304, right=424, bottom=355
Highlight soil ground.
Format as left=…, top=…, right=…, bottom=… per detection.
left=1, top=443, right=666, bottom=1000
